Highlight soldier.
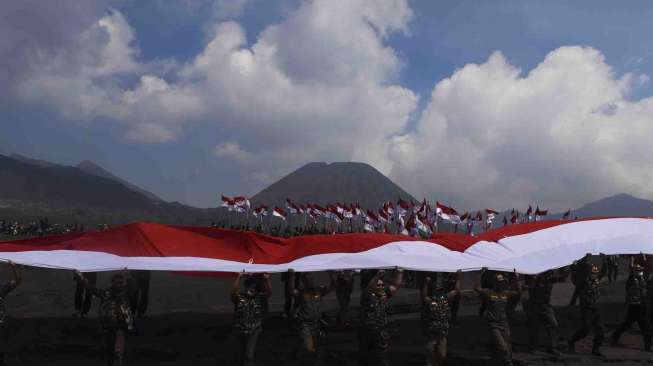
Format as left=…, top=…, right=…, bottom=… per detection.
left=231, top=272, right=271, bottom=366
left=523, top=269, right=568, bottom=355
left=567, top=261, right=606, bottom=356
left=287, top=270, right=335, bottom=359
left=127, top=270, right=150, bottom=318
left=335, top=270, right=355, bottom=328
left=604, top=255, right=619, bottom=283
left=359, top=268, right=403, bottom=366
left=421, top=271, right=461, bottom=366
left=0, top=262, right=21, bottom=366
left=474, top=268, right=522, bottom=366
left=611, top=262, right=652, bottom=351
left=75, top=270, right=134, bottom=366
left=281, top=269, right=301, bottom=318
left=73, top=271, right=97, bottom=318
left=568, top=256, right=590, bottom=306
left=442, top=272, right=461, bottom=324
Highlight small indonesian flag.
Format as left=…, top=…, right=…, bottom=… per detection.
left=272, top=207, right=287, bottom=220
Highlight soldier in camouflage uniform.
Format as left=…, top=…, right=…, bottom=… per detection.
left=231, top=272, right=271, bottom=366
left=0, top=262, right=20, bottom=366
left=568, top=255, right=590, bottom=306
left=335, top=270, right=355, bottom=328
left=442, top=272, right=460, bottom=324
left=604, top=255, right=619, bottom=283
left=359, top=268, right=403, bottom=366
left=611, top=262, right=652, bottom=351
left=75, top=270, right=134, bottom=366
left=567, top=262, right=606, bottom=356
left=421, top=271, right=461, bottom=366
left=523, top=269, right=568, bottom=355
left=474, top=268, right=522, bottom=366
left=287, top=269, right=335, bottom=359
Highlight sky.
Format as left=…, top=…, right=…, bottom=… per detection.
left=1, top=0, right=653, bottom=211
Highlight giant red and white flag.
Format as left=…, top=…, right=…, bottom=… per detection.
left=1, top=218, right=653, bottom=274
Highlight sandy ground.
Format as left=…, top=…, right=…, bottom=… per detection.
left=1, top=264, right=652, bottom=365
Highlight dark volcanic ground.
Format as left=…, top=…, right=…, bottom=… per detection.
left=2, top=267, right=652, bottom=365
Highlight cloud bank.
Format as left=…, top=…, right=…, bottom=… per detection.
left=5, top=0, right=653, bottom=210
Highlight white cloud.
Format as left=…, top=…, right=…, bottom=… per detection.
left=213, top=141, right=252, bottom=162
left=11, top=1, right=653, bottom=211
left=389, top=46, right=653, bottom=211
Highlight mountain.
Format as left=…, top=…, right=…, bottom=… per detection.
left=76, top=160, right=162, bottom=203
left=10, top=154, right=60, bottom=168
left=566, top=193, right=653, bottom=218
left=0, top=154, right=214, bottom=224
left=251, top=162, right=416, bottom=209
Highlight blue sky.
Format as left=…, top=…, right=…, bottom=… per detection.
left=2, top=0, right=653, bottom=210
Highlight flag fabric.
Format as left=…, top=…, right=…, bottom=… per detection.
left=272, top=207, right=287, bottom=220
left=220, top=195, right=232, bottom=208
left=1, top=218, right=652, bottom=274
left=535, top=207, right=548, bottom=221
left=485, top=209, right=498, bottom=223
left=436, top=202, right=461, bottom=224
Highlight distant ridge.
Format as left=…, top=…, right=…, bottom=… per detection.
left=0, top=154, right=213, bottom=224
left=566, top=193, right=653, bottom=218
left=10, top=154, right=60, bottom=168
left=251, top=162, right=416, bottom=209
left=76, top=160, right=162, bottom=203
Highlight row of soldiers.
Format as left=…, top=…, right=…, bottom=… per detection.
left=230, top=254, right=652, bottom=366
left=0, top=254, right=648, bottom=366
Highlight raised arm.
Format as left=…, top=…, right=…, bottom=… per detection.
left=421, top=275, right=431, bottom=304
left=74, top=270, right=104, bottom=298
left=388, top=268, right=403, bottom=296
left=9, top=261, right=21, bottom=287
left=262, top=273, right=272, bottom=298
left=512, top=269, right=522, bottom=296
left=231, top=272, right=243, bottom=302
left=447, top=270, right=462, bottom=300
left=474, top=268, right=486, bottom=294
left=286, top=269, right=299, bottom=296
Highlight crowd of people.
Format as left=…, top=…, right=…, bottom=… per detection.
left=0, top=218, right=86, bottom=237
left=228, top=253, right=651, bottom=366
left=0, top=218, right=650, bottom=365
left=0, top=253, right=650, bottom=366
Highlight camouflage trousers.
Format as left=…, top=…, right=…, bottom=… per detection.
left=358, top=328, right=390, bottom=366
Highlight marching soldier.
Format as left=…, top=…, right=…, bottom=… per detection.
left=474, top=268, right=522, bottom=366
left=443, top=272, right=461, bottom=324
left=73, top=271, right=97, bottom=318
left=127, top=270, right=150, bottom=318
left=287, top=270, right=335, bottom=360
left=567, top=260, right=606, bottom=356
left=604, top=255, right=619, bottom=283
left=569, top=255, right=590, bottom=306
left=281, top=270, right=301, bottom=318
left=231, top=272, right=271, bottom=366
left=611, top=261, right=652, bottom=351
left=359, top=268, right=403, bottom=366
left=421, top=271, right=461, bottom=366
left=75, top=270, right=134, bottom=366
left=335, top=270, right=355, bottom=328
left=523, top=269, right=568, bottom=355
left=0, top=262, right=21, bottom=366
